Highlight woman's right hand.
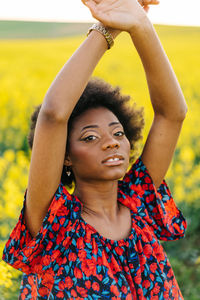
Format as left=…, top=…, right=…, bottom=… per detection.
left=82, top=0, right=159, bottom=33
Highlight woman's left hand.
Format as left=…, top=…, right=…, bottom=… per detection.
left=82, top=0, right=159, bottom=33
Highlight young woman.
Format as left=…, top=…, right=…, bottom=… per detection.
left=3, top=0, right=188, bottom=299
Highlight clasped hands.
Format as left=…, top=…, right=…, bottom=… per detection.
left=82, top=0, right=159, bottom=35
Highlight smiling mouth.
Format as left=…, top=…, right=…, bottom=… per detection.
left=102, top=155, right=124, bottom=165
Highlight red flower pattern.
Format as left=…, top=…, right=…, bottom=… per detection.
left=2, top=157, right=186, bottom=299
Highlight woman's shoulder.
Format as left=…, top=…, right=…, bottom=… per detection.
left=49, top=182, right=82, bottom=217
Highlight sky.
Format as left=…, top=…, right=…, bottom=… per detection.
left=0, top=0, right=200, bottom=27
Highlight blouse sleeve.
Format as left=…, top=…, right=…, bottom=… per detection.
left=2, top=183, right=77, bottom=275
left=122, top=157, right=187, bottom=241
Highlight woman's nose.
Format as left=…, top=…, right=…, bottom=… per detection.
left=102, top=137, right=120, bottom=150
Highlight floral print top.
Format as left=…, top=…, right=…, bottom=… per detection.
left=2, top=157, right=187, bottom=299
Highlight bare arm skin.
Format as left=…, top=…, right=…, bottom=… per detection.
left=25, top=29, right=119, bottom=237
left=129, top=19, right=187, bottom=188
left=84, top=0, right=187, bottom=188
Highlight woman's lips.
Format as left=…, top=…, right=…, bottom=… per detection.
left=102, top=155, right=124, bottom=166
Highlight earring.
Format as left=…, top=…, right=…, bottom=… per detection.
left=65, top=166, right=71, bottom=177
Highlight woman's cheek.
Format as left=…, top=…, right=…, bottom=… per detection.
left=70, top=145, right=95, bottom=165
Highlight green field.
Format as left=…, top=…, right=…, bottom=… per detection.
left=0, top=20, right=92, bottom=39
left=0, top=21, right=200, bottom=299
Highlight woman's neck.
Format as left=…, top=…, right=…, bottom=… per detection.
left=73, top=180, right=121, bottom=221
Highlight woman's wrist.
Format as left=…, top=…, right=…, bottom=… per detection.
left=107, top=27, right=121, bottom=39
left=127, top=14, right=151, bottom=37
left=97, top=22, right=121, bottom=40
left=87, top=22, right=121, bottom=50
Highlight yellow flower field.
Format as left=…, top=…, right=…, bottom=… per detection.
left=0, top=25, right=200, bottom=299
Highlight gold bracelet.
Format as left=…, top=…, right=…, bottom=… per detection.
left=87, top=24, right=114, bottom=50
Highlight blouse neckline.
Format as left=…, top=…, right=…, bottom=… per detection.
left=79, top=207, right=134, bottom=246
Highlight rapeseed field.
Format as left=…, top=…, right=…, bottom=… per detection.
left=0, top=25, right=200, bottom=299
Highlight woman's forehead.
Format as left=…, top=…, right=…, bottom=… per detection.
left=73, top=107, right=121, bottom=128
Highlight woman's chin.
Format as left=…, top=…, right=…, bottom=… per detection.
left=102, top=169, right=126, bottom=181
left=76, top=166, right=127, bottom=183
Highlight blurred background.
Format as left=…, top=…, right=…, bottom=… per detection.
left=0, top=0, right=200, bottom=299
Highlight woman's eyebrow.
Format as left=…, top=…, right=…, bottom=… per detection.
left=109, top=122, right=120, bottom=127
left=81, top=122, right=120, bottom=132
left=81, top=125, right=99, bottom=131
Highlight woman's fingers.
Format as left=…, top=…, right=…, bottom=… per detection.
left=81, top=0, right=96, bottom=8
left=82, top=0, right=101, bottom=20
left=82, top=0, right=159, bottom=7
left=82, top=0, right=96, bottom=10
left=92, top=0, right=102, bottom=3
left=144, top=0, right=160, bottom=4
left=138, top=0, right=159, bottom=13
left=143, top=5, right=150, bottom=12
left=139, top=0, right=159, bottom=6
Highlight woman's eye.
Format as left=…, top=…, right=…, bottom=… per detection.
left=114, top=131, right=125, bottom=137
left=83, top=135, right=97, bottom=142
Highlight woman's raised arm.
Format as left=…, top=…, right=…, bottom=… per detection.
left=26, top=27, right=119, bottom=237
left=129, top=19, right=187, bottom=188
left=84, top=0, right=187, bottom=188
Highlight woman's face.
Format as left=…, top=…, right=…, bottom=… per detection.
left=66, top=107, right=131, bottom=184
